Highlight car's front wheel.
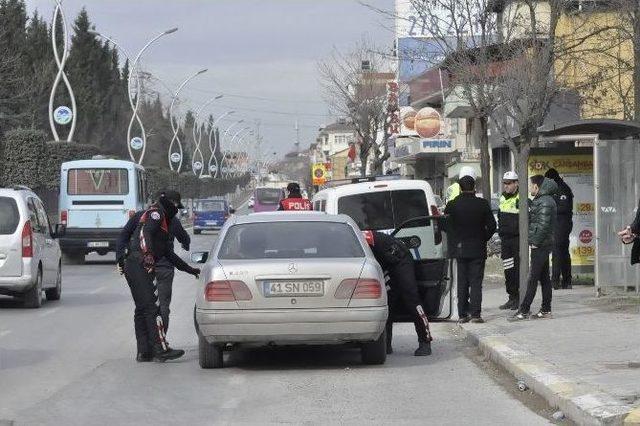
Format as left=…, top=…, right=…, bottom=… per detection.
left=199, top=333, right=223, bottom=369
left=194, top=229, right=201, bottom=235
left=361, top=329, right=387, bottom=365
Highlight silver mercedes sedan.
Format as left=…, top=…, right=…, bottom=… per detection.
left=192, top=212, right=388, bottom=369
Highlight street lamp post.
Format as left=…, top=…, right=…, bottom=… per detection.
left=234, top=131, right=254, bottom=177
left=191, top=95, right=223, bottom=176
left=49, top=0, right=77, bottom=142
left=217, top=119, right=244, bottom=178
left=203, top=110, right=235, bottom=178
left=225, top=128, right=251, bottom=178
left=124, top=27, right=178, bottom=164
left=168, top=68, right=208, bottom=173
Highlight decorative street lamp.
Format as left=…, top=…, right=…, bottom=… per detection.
left=203, top=110, right=235, bottom=178
left=49, top=0, right=77, bottom=142
left=215, top=119, right=244, bottom=178
left=168, top=68, right=208, bottom=172
left=223, top=127, right=251, bottom=178
left=192, top=95, right=223, bottom=176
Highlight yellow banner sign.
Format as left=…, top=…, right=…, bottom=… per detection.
left=312, top=163, right=327, bottom=186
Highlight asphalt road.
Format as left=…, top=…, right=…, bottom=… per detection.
left=0, top=203, right=555, bottom=425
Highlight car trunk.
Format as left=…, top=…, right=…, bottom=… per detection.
left=194, top=210, right=226, bottom=226
left=218, top=258, right=366, bottom=309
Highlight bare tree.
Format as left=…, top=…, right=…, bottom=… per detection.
left=318, top=40, right=394, bottom=176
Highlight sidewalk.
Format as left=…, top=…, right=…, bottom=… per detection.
left=457, top=280, right=640, bottom=425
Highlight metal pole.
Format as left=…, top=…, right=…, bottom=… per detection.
left=168, top=68, right=208, bottom=173
left=203, top=110, right=235, bottom=178
left=49, top=0, right=77, bottom=142
left=224, top=128, right=251, bottom=178
left=192, top=95, right=223, bottom=175
left=218, top=120, right=244, bottom=178
left=125, top=27, right=178, bottom=164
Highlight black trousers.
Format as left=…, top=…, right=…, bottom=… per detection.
left=552, top=221, right=573, bottom=287
left=501, top=237, right=520, bottom=300
left=385, top=260, right=432, bottom=344
left=457, top=258, right=486, bottom=318
left=124, top=256, right=168, bottom=355
left=155, top=264, right=175, bottom=332
left=521, top=246, right=552, bottom=313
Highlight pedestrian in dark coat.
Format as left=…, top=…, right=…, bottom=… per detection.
left=544, top=168, right=574, bottom=289
left=442, top=175, right=496, bottom=323
left=617, top=199, right=640, bottom=264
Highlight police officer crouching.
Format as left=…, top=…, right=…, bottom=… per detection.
left=120, top=190, right=201, bottom=362
left=278, top=182, right=311, bottom=211
left=498, top=171, right=520, bottom=310
left=367, top=231, right=432, bottom=356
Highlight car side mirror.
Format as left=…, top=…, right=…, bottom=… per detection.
left=190, top=252, right=209, bottom=264
left=52, top=223, right=66, bottom=239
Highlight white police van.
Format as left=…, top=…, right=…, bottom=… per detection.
left=312, top=176, right=452, bottom=320
left=58, top=157, right=147, bottom=264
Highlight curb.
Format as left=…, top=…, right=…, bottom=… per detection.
left=457, top=323, right=634, bottom=425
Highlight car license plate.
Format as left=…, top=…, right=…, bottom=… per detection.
left=263, top=281, right=324, bottom=297
left=87, top=241, right=109, bottom=248
left=205, top=221, right=217, bottom=225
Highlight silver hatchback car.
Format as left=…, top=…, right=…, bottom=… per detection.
left=0, top=186, right=65, bottom=308
left=192, top=212, right=388, bottom=369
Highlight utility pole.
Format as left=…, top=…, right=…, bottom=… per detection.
left=294, top=120, right=300, bottom=153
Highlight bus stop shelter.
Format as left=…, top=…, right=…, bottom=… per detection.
left=539, top=119, right=640, bottom=294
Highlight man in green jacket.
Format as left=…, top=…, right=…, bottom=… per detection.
left=510, top=175, right=558, bottom=321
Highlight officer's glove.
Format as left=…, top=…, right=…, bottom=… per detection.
left=117, top=256, right=125, bottom=275
left=182, top=242, right=190, bottom=251
left=142, top=253, right=155, bottom=273
left=188, top=266, right=201, bottom=279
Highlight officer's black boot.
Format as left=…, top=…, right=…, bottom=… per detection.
left=152, top=344, right=185, bottom=362
left=136, top=353, right=152, bottom=362
left=414, top=341, right=432, bottom=356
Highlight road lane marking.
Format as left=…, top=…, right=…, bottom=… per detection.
left=90, top=286, right=106, bottom=295
left=38, top=307, right=59, bottom=318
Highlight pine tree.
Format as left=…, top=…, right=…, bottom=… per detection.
left=0, top=0, right=28, bottom=133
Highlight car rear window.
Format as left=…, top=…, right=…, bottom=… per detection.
left=67, top=168, right=129, bottom=195
left=337, top=189, right=429, bottom=231
left=256, top=188, right=282, bottom=205
left=218, top=222, right=365, bottom=259
left=0, top=197, right=19, bottom=235
left=195, top=200, right=226, bottom=211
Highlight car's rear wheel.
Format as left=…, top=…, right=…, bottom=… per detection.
left=194, top=229, right=201, bottom=235
left=45, top=263, right=62, bottom=301
left=199, top=333, right=223, bottom=369
left=24, top=269, right=43, bottom=309
left=361, top=329, right=387, bottom=365
left=62, top=251, right=84, bottom=265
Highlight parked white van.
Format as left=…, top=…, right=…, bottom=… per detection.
left=312, top=177, right=452, bottom=320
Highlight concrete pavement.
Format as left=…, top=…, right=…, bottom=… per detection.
left=0, top=232, right=555, bottom=425
left=458, top=280, right=640, bottom=425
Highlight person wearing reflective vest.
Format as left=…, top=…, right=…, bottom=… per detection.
left=446, top=165, right=476, bottom=205
left=121, top=190, right=200, bottom=363
left=278, top=182, right=311, bottom=211
left=498, top=171, right=520, bottom=310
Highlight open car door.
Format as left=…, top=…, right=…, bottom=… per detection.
left=389, top=215, right=453, bottom=321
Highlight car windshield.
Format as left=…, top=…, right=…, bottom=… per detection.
left=256, top=188, right=282, bottom=204
left=218, top=221, right=365, bottom=259
left=195, top=200, right=226, bottom=211
left=67, top=168, right=129, bottom=195
left=0, top=197, right=19, bottom=235
left=337, top=189, right=429, bottom=231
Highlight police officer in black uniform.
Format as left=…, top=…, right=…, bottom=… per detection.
left=121, top=190, right=201, bottom=362
left=117, top=191, right=191, bottom=333
left=368, top=231, right=432, bottom=357
left=544, top=168, right=574, bottom=289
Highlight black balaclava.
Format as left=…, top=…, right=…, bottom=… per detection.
left=159, top=196, right=178, bottom=219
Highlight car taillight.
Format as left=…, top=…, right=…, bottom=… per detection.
left=205, top=280, right=252, bottom=302
left=335, top=278, right=382, bottom=299
left=362, top=230, right=374, bottom=246
left=128, top=210, right=136, bottom=218
left=22, top=221, right=33, bottom=258
left=60, top=210, right=68, bottom=225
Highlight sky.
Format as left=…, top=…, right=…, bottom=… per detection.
left=25, top=0, right=395, bottom=159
